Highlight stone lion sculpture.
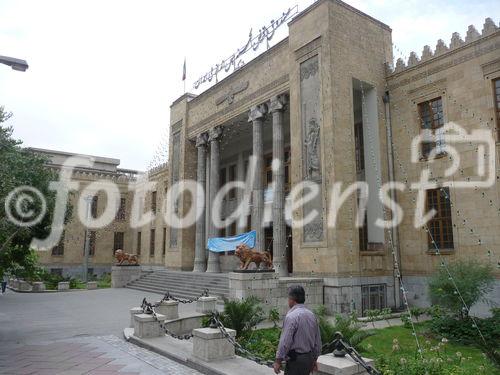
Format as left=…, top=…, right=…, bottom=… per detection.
left=235, top=244, right=273, bottom=270
left=114, top=249, right=139, bottom=266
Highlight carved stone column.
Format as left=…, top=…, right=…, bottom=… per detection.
left=248, top=104, right=267, bottom=252
left=193, top=132, right=208, bottom=273
left=269, top=95, right=288, bottom=276
left=206, top=126, right=223, bottom=273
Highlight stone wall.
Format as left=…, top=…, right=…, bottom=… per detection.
left=228, top=272, right=323, bottom=316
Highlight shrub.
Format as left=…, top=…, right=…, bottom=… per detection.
left=97, top=273, right=111, bottom=288
left=428, top=260, right=494, bottom=319
left=219, top=296, right=264, bottom=338
left=314, top=306, right=373, bottom=353
left=429, top=311, right=500, bottom=365
left=268, top=307, right=280, bottom=328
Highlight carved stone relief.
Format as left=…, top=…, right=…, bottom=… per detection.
left=300, top=55, right=324, bottom=243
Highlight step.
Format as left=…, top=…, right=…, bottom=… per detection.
left=126, top=269, right=230, bottom=299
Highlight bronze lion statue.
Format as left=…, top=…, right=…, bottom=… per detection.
left=114, top=249, right=139, bottom=266
left=235, top=244, right=273, bottom=270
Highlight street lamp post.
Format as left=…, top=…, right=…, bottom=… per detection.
left=0, top=55, right=29, bottom=72
left=82, top=196, right=93, bottom=282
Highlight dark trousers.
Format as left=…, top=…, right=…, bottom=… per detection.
left=1, top=282, right=6, bottom=293
left=285, top=352, right=315, bottom=375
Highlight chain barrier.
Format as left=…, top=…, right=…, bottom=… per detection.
left=208, top=311, right=276, bottom=368
left=322, top=332, right=380, bottom=375
left=140, top=289, right=209, bottom=340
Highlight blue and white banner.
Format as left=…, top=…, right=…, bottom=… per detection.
left=207, top=230, right=256, bottom=253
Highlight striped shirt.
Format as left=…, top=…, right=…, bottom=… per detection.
left=276, top=304, right=322, bottom=361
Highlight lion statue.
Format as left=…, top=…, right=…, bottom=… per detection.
left=235, top=244, right=273, bottom=270
left=114, top=249, right=139, bottom=266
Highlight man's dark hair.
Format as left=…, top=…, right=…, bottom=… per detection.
left=288, top=285, right=305, bottom=304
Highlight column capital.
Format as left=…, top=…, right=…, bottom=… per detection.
left=195, top=132, right=209, bottom=148
left=248, top=104, right=267, bottom=122
left=269, top=94, right=288, bottom=113
left=208, top=126, right=223, bottom=142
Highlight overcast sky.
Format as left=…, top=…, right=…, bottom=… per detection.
left=0, top=0, right=498, bottom=171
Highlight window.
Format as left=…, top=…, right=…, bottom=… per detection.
left=151, top=191, right=157, bottom=214
left=264, top=155, right=273, bottom=187
left=354, top=122, right=365, bottom=173
left=361, top=284, right=386, bottom=314
left=263, top=148, right=291, bottom=192
left=426, top=188, right=454, bottom=250
left=150, top=229, right=155, bottom=256
left=494, top=78, right=500, bottom=140
left=116, top=197, right=126, bottom=221
left=51, top=233, right=65, bottom=256
left=220, top=167, right=227, bottom=189
left=418, top=97, right=444, bottom=158
left=137, top=232, right=142, bottom=255
left=91, top=195, right=98, bottom=219
left=88, top=231, right=96, bottom=256
left=162, top=227, right=166, bottom=256
left=228, top=164, right=237, bottom=199
left=113, top=232, right=124, bottom=253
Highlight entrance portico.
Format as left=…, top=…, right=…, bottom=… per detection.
left=191, top=95, right=292, bottom=274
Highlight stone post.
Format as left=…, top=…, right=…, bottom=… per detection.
left=133, top=313, right=166, bottom=338
left=192, top=327, right=236, bottom=362
left=196, top=296, right=217, bottom=313
left=57, top=281, right=69, bottom=291
left=315, top=354, right=375, bottom=375
left=248, top=104, right=267, bottom=251
left=269, top=95, right=288, bottom=276
left=155, top=300, right=179, bottom=320
left=206, top=126, right=223, bottom=273
left=32, top=282, right=46, bottom=292
left=129, top=307, right=143, bottom=328
left=194, top=132, right=209, bottom=272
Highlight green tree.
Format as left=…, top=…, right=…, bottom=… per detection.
left=428, top=259, right=495, bottom=318
left=0, top=106, right=60, bottom=279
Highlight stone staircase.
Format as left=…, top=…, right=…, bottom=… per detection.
left=126, top=269, right=230, bottom=300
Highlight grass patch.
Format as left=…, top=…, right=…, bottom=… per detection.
left=236, top=322, right=498, bottom=374
left=359, top=323, right=499, bottom=375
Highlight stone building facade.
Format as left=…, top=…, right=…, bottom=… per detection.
left=164, top=0, right=500, bottom=314
left=34, top=148, right=140, bottom=277
left=34, top=0, right=499, bottom=315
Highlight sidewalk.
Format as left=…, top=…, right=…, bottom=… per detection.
left=0, top=335, right=202, bottom=375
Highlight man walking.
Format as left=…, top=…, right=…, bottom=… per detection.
left=274, top=285, right=322, bottom=374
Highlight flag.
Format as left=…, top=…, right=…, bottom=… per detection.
left=182, top=58, right=186, bottom=81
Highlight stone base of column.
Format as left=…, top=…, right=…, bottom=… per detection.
left=133, top=313, right=166, bottom=338
left=315, top=354, right=374, bottom=375
left=192, top=327, right=236, bottom=362
left=206, top=255, right=220, bottom=273
left=193, top=260, right=207, bottom=273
